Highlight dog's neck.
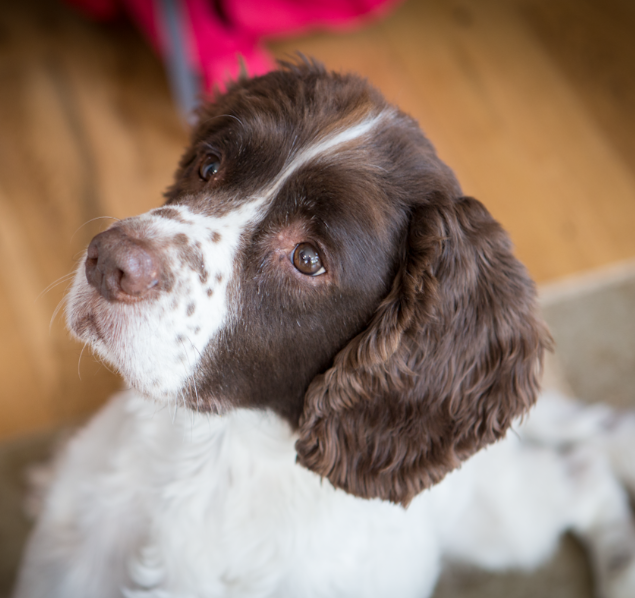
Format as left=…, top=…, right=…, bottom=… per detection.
left=133, top=390, right=298, bottom=454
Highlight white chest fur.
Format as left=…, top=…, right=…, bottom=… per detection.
left=22, top=391, right=439, bottom=598
left=17, top=391, right=635, bottom=598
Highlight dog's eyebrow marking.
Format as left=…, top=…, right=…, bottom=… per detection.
left=262, top=111, right=390, bottom=202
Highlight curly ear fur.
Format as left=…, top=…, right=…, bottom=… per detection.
left=296, top=194, right=551, bottom=506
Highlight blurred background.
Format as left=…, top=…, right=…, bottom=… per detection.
left=0, top=0, right=634, bottom=594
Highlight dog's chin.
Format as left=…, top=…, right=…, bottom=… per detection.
left=67, top=297, right=181, bottom=404
left=66, top=278, right=232, bottom=413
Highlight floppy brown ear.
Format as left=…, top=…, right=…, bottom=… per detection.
left=296, top=195, right=551, bottom=506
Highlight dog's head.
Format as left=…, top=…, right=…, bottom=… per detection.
left=67, top=59, right=550, bottom=505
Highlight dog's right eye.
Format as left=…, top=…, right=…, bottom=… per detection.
left=199, top=153, right=222, bottom=181
left=292, top=243, right=326, bottom=276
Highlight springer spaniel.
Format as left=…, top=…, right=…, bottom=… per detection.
left=13, top=59, right=635, bottom=598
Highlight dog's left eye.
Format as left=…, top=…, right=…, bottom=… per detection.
left=199, top=153, right=221, bottom=181
left=292, top=243, right=326, bottom=276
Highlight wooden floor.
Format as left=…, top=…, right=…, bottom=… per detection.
left=1, top=0, right=634, bottom=440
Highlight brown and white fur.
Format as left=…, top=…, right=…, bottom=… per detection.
left=13, top=60, right=635, bottom=598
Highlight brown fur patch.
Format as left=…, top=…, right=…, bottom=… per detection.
left=153, top=208, right=188, bottom=223
left=162, top=60, right=550, bottom=505
left=172, top=234, right=207, bottom=283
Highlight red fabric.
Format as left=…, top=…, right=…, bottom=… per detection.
left=65, top=0, right=120, bottom=21
left=222, top=0, right=401, bottom=37
left=185, top=0, right=273, bottom=91
left=65, top=0, right=401, bottom=91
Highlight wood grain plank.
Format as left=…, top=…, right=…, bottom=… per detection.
left=523, top=0, right=635, bottom=175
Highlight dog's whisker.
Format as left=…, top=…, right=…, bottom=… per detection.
left=37, top=272, right=76, bottom=302
left=178, top=336, right=204, bottom=435
left=49, top=295, right=68, bottom=333
left=86, top=347, right=116, bottom=376
left=71, top=216, right=121, bottom=241
left=76, top=342, right=90, bottom=380
left=189, top=396, right=195, bottom=439
left=185, top=339, right=204, bottom=404
left=172, top=399, right=178, bottom=424
left=170, top=389, right=180, bottom=424
left=95, top=356, right=117, bottom=377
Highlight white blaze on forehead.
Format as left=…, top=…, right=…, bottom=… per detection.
left=260, top=111, right=390, bottom=203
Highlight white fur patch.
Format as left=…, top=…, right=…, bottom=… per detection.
left=14, top=390, right=635, bottom=598
left=67, top=200, right=264, bottom=402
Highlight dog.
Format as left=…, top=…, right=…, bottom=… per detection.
left=13, top=59, right=635, bottom=598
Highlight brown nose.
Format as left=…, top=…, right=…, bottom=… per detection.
left=85, top=227, right=162, bottom=302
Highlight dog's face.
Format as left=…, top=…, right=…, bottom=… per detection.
left=67, top=60, right=549, bottom=505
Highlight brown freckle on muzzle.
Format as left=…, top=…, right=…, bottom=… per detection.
left=187, top=303, right=196, bottom=316
left=74, top=311, right=101, bottom=340
left=153, top=208, right=188, bottom=223
left=210, top=231, right=222, bottom=243
left=206, top=288, right=214, bottom=297
left=173, top=234, right=208, bottom=283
